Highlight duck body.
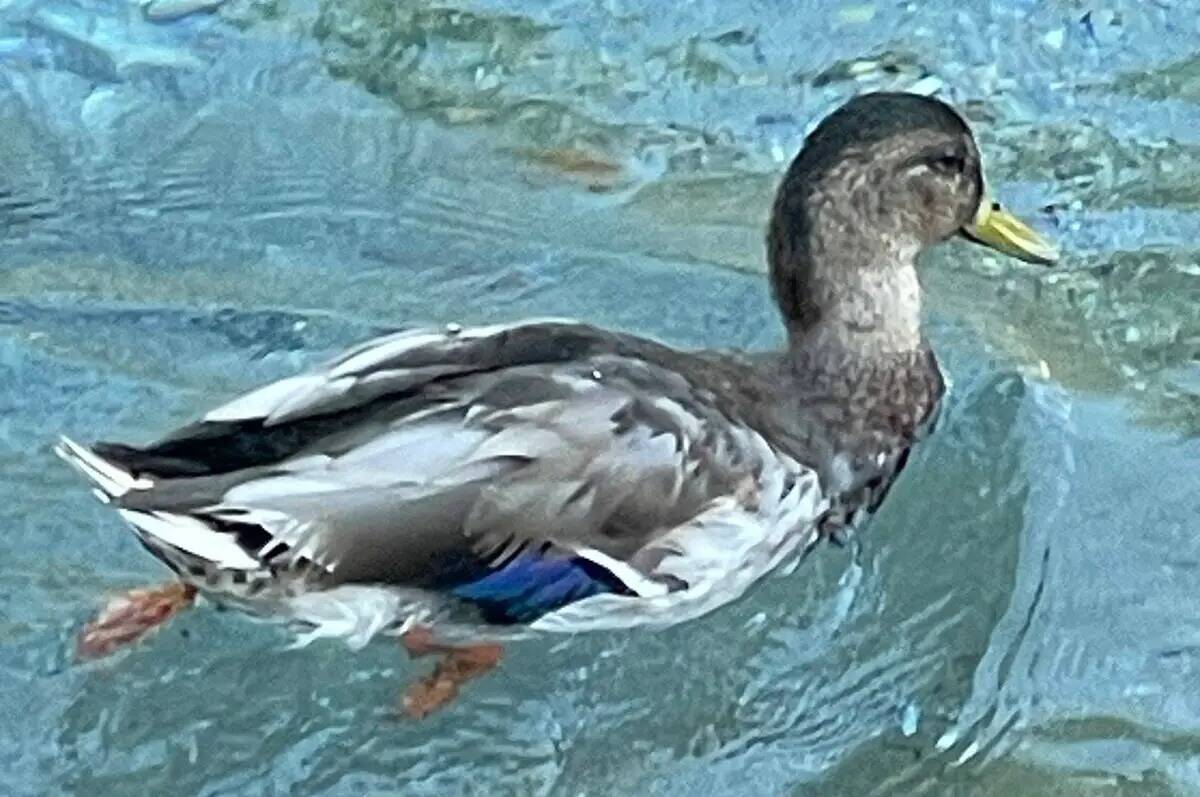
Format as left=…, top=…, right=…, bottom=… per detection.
left=58, top=94, right=1056, bottom=712
left=58, top=317, right=940, bottom=643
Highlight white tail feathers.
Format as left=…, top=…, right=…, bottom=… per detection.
left=56, top=436, right=262, bottom=571
left=117, top=509, right=261, bottom=571
left=54, top=436, right=152, bottom=501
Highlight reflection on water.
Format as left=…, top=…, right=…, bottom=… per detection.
left=3, top=0, right=1200, bottom=794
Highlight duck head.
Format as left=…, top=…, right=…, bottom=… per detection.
left=768, top=92, right=1057, bottom=355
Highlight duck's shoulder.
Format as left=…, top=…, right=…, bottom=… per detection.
left=785, top=345, right=945, bottom=443
left=201, top=318, right=771, bottom=428
left=95, top=319, right=783, bottom=479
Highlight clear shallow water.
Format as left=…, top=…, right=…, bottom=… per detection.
left=2, top=0, right=1199, bottom=794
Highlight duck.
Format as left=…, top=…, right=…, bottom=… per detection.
left=57, top=92, right=1057, bottom=717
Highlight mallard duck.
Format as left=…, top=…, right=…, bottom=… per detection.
left=57, top=92, right=1057, bottom=717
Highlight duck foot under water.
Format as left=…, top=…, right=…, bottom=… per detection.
left=400, top=626, right=504, bottom=719
left=76, top=582, right=196, bottom=659
left=75, top=585, right=499, bottom=718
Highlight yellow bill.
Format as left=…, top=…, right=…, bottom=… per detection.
left=962, top=193, right=1059, bottom=265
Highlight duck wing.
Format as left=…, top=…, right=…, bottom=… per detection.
left=61, top=321, right=820, bottom=623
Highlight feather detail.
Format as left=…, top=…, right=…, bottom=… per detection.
left=56, top=318, right=892, bottom=646
left=55, top=436, right=152, bottom=500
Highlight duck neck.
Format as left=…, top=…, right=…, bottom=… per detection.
left=783, top=261, right=924, bottom=361
left=774, top=317, right=942, bottom=454
left=768, top=179, right=927, bottom=361
left=769, top=254, right=939, bottom=447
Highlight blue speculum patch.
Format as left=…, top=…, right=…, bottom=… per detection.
left=450, top=552, right=631, bottom=623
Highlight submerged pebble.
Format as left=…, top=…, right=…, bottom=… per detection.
left=143, top=0, right=226, bottom=22
left=901, top=703, right=921, bottom=737
left=838, top=4, right=877, bottom=25
left=31, top=8, right=205, bottom=73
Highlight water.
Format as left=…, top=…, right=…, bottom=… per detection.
left=2, top=0, right=1199, bottom=793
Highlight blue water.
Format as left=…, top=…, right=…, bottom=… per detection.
left=4, top=0, right=1200, bottom=794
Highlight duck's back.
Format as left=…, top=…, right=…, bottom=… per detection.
left=62, top=320, right=826, bottom=628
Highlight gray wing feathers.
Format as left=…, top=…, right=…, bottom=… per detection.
left=201, top=321, right=570, bottom=428
left=108, top=322, right=773, bottom=589
left=213, top=376, right=727, bottom=578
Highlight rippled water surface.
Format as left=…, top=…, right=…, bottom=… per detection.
left=3, top=0, right=1200, bottom=794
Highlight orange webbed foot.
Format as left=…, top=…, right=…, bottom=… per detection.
left=399, top=625, right=503, bottom=719
left=77, top=582, right=197, bottom=660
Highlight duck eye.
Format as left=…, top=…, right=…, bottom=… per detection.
left=929, top=154, right=965, bottom=175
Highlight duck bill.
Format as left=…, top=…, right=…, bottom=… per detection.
left=961, top=194, right=1058, bottom=265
